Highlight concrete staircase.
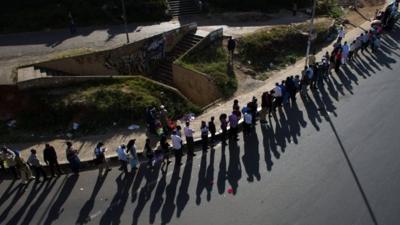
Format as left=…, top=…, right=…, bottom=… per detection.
left=17, top=66, right=70, bottom=82
left=167, top=0, right=200, bottom=17
left=152, top=32, right=203, bottom=85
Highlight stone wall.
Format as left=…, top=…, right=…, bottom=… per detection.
left=34, top=23, right=197, bottom=76
left=172, top=64, right=221, bottom=107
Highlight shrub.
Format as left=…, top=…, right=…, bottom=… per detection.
left=237, top=20, right=333, bottom=71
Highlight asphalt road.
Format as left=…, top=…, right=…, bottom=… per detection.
left=1, top=26, right=400, bottom=225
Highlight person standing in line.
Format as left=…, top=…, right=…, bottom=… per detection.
left=337, top=26, right=345, bottom=43
left=361, top=31, right=369, bottom=52
left=310, top=65, right=318, bottom=89
left=250, top=96, right=258, bottom=124
left=160, top=133, right=172, bottom=165
left=219, top=113, right=228, bottom=145
left=94, top=142, right=111, bottom=173
left=184, top=121, right=196, bottom=157
left=341, top=41, right=350, bottom=64
left=171, top=131, right=183, bottom=166
left=175, top=125, right=182, bottom=138
left=200, top=121, right=209, bottom=152
left=43, top=144, right=62, bottom=176
left=232, top=99, right=242, bottom=120
left=308, top=51, right=316, bottom=66
left=348, top=40, right=356, bottom=61
left=159, top=105, right=169, bottom=134
left=273, top=83, right=283, bottom=110
left=66, top=141, right=80, bottom=175
left=27, top=149, right=47, bottom=182
left=116, top=144, right=128, bottom=173
left=260, top=91, right=269, bottom=123
left=227, top=37, right=236, bottom=63
left=280, top=81, right=289, bottom=105
left=229, top=111, right=239, bottom=140
left=208, top=117, right=216, bottom=146
left=144, top=138, right=154, bottom=168
left=1, top=147, right=19, bottom=179
left=243, top=111, right=252, bottom=135
left=334, top=48, right=343, bottom=73
left=127, top=139, right=139, bottom=171
left=16, top=153, right=34, bottom=184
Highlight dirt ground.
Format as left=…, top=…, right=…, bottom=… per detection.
left=344, top=0, right=386, bottom=28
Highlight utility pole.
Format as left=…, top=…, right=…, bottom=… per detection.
left=305, top=0, right=317, bottom=66
left=121, top=0, right=130, bottom=43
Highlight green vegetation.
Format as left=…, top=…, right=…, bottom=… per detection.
left=1, top=0, right=168, bottom=33
left=316, top=0, right=344, bottom=18
left=4, top=77, right=200, bottom=139
left=237, top=20, right=333, bottom=72
left=177, top=44, right=237, bottom=97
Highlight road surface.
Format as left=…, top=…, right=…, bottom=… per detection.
left=1, top=26, right=400, bottom=225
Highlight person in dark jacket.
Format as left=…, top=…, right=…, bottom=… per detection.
left=43, top=144, right=62, bottom=176
left=208, top=117, right=216, bottom=146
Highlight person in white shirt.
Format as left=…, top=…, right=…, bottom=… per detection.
left=171, top=131, right=183, bottom=166
left=184, top=121, right=196, bottom=156
left=244, top=112, right=252, bottom=135
left=337, top=26, right=345, bottom=43
left=341, top=41, right=350, bottom=64
left=116, top=145, right=128, bottom=173
left=27, top=149, right=47, bottom=182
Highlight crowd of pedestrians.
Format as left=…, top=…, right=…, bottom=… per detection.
left=1, top=2, right=399, bottom=184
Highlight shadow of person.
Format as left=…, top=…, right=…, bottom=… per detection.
left=261, top=121, right=280, bottom=172
left=176, top=157, right=193, bottom=218
left=336, top=68, right=354, bottom=95
left=43, top=174, right=79, bottom=225
left=205, top=148, right=215, bottom=201
left=0, top=180, right=18, bottom=208
left=227, top=137, right=241, bottom=195
left=131, top=164, right=146, bottom=204
left=0, top=181, right=28, bottom=222
left=195, top=151, right=207, bottom=205
left=6, top=180, right=45, bottom=225
left=283, top=101, right=307, bottom=145
left=149, top=168, right=167, bottom=224
left=217, top=143, right=227, bottom=194
left=242, top=127, right=260, bottom=182
left=316, top=79, right=338, bottom=117
left=300, top=93, right=321, bottom=131
left=20, top=178, right=59, bottom=225
left=132, top=163, right=161, bottom=225
left=99, top=172, right=135, bottom=225
left=160, top=164, right=181, bottom=225
left=76, top=171, right=109, bottom=224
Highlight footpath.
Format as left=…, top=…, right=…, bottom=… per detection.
left=8, top=14, right=380, bottom=166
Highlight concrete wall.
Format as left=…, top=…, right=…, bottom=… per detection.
left=172, top=64, right=221, bottom=107
left=171, top=28, right=224, bottom=107
left=34, top=23, right=197, bottom=76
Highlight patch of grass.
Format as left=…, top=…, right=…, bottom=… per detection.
left=316, top=0, right=344, bottom=19
left=177, top=44, right=238, bottom=97
left=11, top=77, right=200, bottom=137
left=237, top=20, right=333, bottom=72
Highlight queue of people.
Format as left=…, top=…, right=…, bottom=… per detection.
left=1, top=2, right=398, bottom=183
